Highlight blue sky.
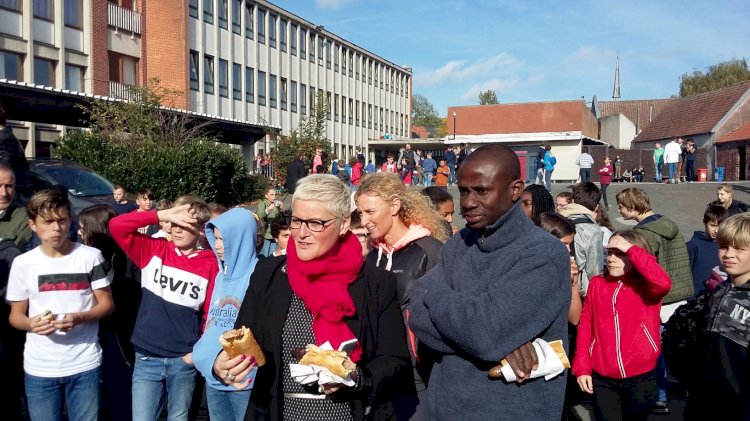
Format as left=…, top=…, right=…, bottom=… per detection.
left=273, top=0, right=750, bottom=117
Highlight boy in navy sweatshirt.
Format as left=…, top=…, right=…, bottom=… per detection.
left=686, top=205, right=727, bottom=296
left=110, top=195, right=218, bottom=421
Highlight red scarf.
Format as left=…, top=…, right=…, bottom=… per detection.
left=287, top=231, right=364, bottom=362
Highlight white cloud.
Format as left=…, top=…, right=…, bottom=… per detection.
left=568, top=46, right=617, bottom=65
left=419, top=60, right=467, bottom=86
left=315, top=0, right=352, bottom=10
left=460, top=78, right=519, bottom=102
left=417, top=53, right=523, bottom=86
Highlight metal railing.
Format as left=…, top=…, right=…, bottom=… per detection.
left=109, top=81, right=141, bottom=101
left=108, top=2, right=141, bottom=35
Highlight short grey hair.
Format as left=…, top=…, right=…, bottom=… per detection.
left=293, top=174, right=352, bottom=219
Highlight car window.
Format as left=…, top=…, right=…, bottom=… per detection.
left=42, top=166, right=113, bottom=197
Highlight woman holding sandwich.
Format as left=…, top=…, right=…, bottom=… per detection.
left=214, top=174, right=410, bottom=420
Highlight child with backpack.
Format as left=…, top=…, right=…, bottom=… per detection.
left=573, top=230, right=671, bottom=421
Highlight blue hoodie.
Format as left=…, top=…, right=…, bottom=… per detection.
left=193, top=208, right=259, bottom=392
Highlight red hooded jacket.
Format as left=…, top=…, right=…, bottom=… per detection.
left=573, top=245, right=671, bottom=379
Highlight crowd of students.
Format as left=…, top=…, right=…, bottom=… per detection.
left=1, top=155, right=749, bottom=421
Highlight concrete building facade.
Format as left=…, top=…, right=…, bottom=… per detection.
left=0, top=0, right=412, bottom=163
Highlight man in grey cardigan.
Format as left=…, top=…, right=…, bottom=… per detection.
left=409, top=145, right=571, bottom=420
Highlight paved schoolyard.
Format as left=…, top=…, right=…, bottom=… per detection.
left=445, top=180, right=750, bottom=240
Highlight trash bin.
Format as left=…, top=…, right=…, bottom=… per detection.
left=697, top=168, right=708, bottom=182
left=715, top=166, right=725, bottom=182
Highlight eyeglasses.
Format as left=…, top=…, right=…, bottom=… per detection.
left=289, top=216, right=338, bottom=232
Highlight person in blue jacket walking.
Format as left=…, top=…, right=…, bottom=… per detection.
left=543, top=144, right=557, bottom=193
left=192, top=208, right=260, bottom=421
left=421, top=152, right=437, bottom=187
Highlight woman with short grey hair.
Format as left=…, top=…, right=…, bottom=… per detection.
left=216, top=174, right=410, bottom=420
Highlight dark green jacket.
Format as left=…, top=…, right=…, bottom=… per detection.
left=256, top=198, right=279, bottom=240
left=0, top=203, right=31, bottom=250
left=635, top=215, right=694, bottom=304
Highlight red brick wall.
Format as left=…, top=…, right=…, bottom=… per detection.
left=716, top=142, right=750, bottom=181
left=91, top=1, right=109, bottom=95
left=142, top=0, right=189, bottom=109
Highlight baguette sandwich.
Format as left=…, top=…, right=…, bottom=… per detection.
left=488, top=339, right=570, bottom=378
left=298, top=344, right=356, bottom=378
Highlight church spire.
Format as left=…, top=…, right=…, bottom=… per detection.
left=612, top=55, right=621, bottom=100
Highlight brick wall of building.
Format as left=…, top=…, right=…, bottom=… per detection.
left=142, top=0, right=188, bottom=109
left=91, top=0, right=109, bottom=96
left=716, top=142, right=750, bottom=181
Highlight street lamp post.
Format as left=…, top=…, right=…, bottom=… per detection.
left=452, top=111, right=456, bottom=140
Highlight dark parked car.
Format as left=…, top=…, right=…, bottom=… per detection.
left=24, top=159, right=115, bottom=241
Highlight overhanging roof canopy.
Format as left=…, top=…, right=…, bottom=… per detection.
left=0, top=79, right=273, bottom=144
left=443, top=131, right=605, bottom=145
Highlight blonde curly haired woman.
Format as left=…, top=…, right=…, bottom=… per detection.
left=354, top=172, right=446, bottom=421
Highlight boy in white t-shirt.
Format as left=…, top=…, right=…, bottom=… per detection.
left=6, top=188, right=114, bottom=421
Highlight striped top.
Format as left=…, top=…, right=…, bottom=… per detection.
left=576, top=153, right=595, bottom=169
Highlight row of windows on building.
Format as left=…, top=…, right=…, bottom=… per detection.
left=189, top=0, right=410, bottom=98
left=189, top=51, right=408, bottom=136
left=0, top=50, right=84, bottom=91
left=0, top=0, right=84, bottom=28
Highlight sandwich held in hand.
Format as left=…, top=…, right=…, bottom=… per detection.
left=488, top=339, right=570, bottom=381
left=39, top=310, right=55, bottom=322
left=298, top=344, right=356, bottom=378
left=219, top=326, right=266, bottom=366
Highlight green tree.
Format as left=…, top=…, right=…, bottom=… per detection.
left=411, top=94, right=442, bottom=128
left=478, top=89, right=499, bottom=105
left=679, top=58, right=750, bottom=97
left=271, top=91, right=332, bottom=189
left=436, top=117, right=448, bottom=138
left=56, top=79, right=264, bottom=205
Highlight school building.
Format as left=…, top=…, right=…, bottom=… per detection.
left=0, top=0, right=412, bottom=164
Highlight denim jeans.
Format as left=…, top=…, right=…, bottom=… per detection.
left=536, top=168, right=545, bottom=185
left=686, top=160, right=695, bottom=181
left=423, top=174, right=433, bottom=187
left=206, top=386, right=251, bottom=421
left=448, top=164, right=456, bottom=184
left=25, top=366, right=100, bottom=421
left=579, top=168, right=591, bottom=183
left=132, top=353, right=197, bottom=421
left=656, top=325, right=668, bottom=403
left=545, top=169, right=554, bottom=192
left=654, top=161, right=663, bottom=182
left=667, top=162, right=678, bottom=181
left=259, top=239, right=276, bottom=257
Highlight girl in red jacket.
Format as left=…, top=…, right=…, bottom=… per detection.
left=573, top=230, right=671, bottom=421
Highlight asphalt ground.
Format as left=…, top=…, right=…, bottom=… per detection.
left=446, top=179, right=750, bottom=241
